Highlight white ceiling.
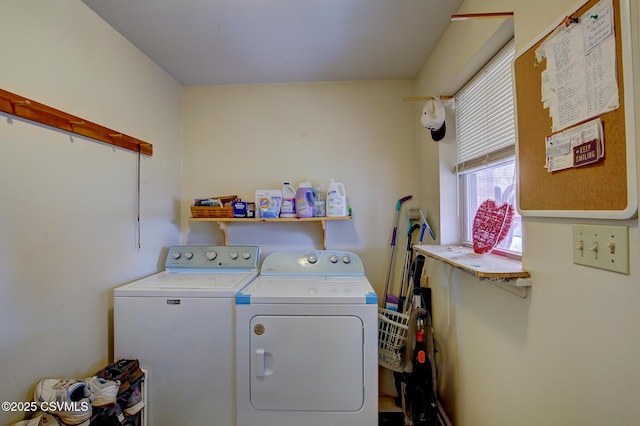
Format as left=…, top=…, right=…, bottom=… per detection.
left=81, top=0, right=464, bottom=86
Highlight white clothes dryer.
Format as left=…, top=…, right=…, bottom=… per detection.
left=235, top=250, right=378, bottom=426
left=114, top=245, right=260, bottom=426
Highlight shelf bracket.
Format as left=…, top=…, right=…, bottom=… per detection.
left=321, top=220, right=327, bottom=250
left=480, top=277, right=531, bottom=298
left=216, top=221, right=230, bottom=245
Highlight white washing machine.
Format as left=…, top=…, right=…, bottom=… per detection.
left=114, top=245, right=260, bottom=426
left=235, top=250, right=378, bottom=426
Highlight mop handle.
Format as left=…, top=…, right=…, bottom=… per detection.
left=383, top=195, right=413, bottom=303
left=407, top=224, right=420, bottom=249
left=398, top=195, right=413, bottom=206
left=391, top=196, right=412, bottom=245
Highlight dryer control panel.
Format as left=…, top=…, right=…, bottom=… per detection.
left=165, top=245, right=260, bottom=270
left=260, top=250, right=364, bottom=276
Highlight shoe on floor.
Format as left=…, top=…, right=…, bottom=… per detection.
left=85, top=376, right=119, bottom=407
left=95, top=366, right=130, bottom=395
left=90, top=404, right=124, bottom=425
left=87, top=410, right=121, bottom=426
left=11, top=412, right=60, bottom=425
left=33, top=379, right=92, bottom=426
left=126, top=367, right=144, bottom=385
left=112, top=360, right=138, bottom=376
left=94, top=359, right=144, bottom=396
left=122, top=381, right=144, bottom=416
left=59, top=418, right=89, bottom=426
left=109, top=359, right=144, bottom=385
left=96, top=359, right=145, bottom=395
left=121, top=412, right=141, bottom=426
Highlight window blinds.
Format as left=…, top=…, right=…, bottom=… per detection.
left=455, top=39, right=516, bottom=173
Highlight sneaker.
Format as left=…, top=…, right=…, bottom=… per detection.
left=121, top=412, right=140, bottom=426
left=116, top=388, right=131, bottom=422
left=58, top=418, right=89, bottom=426
left=95, top=367, right=130, bottom=395
left=84, top=376, right=119, bottom=407
left=87, top=410, right=121, bottom=426
left=95, top=359, right=143, bottom=394
left=127, top=368, right=144, bottom=385
left=11, top=413, right=60, bottom=425
left=33, top=379, right=92, bottom=426
left=111, top=359, right=137, bottom=374
left=122, top=381, right=144, bottom=416
left=112, top=359, right=144, bottom=385
left=94, top=402, right=126, bottom=425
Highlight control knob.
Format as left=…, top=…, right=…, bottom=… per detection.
left=242, top=252, right=252, bottom=259
left=330, top=255, right=339, bottom=263
left=206, top=250, right=217, bottom=261
left=184, top=252, right=193, bottom=260
left=342, top=256, right=351, bottom=264
left=230, top=252, right=239, bottom=260
left=172, top=252, right=181, bottom=259
left=307, top=254, right=318, bottom=264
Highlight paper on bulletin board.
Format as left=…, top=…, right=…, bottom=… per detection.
left=545, top=117, right=604, bottom=172
left=539, top=0, right=618, bottom=132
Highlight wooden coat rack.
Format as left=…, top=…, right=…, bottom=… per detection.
left=0, top=88, right=153, bottom=156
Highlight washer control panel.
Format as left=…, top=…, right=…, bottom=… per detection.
left=260, top=250, right=364, bottom=276
left=165, top=245, right=260, bottom=270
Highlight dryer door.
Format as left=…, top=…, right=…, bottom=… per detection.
left=249, top=315, right=364, bottom=411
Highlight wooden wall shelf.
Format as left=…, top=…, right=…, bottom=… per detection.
left=414, top=245, right=531, bottom=298
left=190, top=216, right=352, bottom=249
left=0, top=88, right=152, bottom=156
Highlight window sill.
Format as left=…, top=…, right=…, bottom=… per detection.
left=413, top=245, right=531, bottom=297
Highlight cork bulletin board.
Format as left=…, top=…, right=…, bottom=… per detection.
left=515, top=0, right=637, bottom=218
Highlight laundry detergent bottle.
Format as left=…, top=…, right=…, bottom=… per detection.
left=295, top=182, right=314, bottom=218
left=280, top=182, right=296, bottom=218
left=327, top=179, right=347, bottom=217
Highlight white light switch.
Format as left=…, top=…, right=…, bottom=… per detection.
left=572, top=224, right=629, bottom=274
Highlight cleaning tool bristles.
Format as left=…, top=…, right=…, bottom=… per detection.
left=407, top=208, right=420, bottom=220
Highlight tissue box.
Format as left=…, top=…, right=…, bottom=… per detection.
left=233, top=201, right=248, bottom=217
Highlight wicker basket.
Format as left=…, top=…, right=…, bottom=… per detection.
left=191, top=195, right=237, bottom=218
left=190, top=205, right=235, bottom=218
left=378, top=308, right=410, bottom=372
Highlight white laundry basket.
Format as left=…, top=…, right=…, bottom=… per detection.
left=377, top=308, right=410, bottom=372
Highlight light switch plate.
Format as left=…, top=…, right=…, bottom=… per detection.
left=572, top=224, right=629, bottom=274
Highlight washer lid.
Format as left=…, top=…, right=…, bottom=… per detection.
left=236, top=276, right=378, bottom=305
left=115, top=270, right=259, bottom=298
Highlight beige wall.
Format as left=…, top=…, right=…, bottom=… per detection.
left=417, top=0, right=640, bottom=424
left=0, top=2, right=182, bottom=424
left=182, top=81, right=420, bottom=295
left=2, top=1, right=639, bottom=425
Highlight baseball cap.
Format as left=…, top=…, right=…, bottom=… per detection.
left=420, top=98, right=446, bottom=142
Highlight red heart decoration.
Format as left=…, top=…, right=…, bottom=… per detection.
left=472, top=200, right=514, bottom=254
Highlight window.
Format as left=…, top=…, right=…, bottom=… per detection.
left=455, top=39, right=521, bottom=255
